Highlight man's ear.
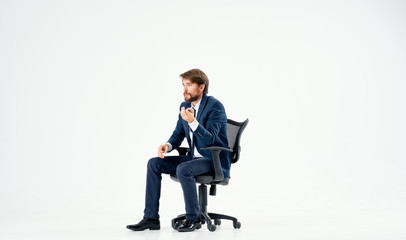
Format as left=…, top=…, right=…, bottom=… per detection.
left=199, top=84, right=205, bottom=92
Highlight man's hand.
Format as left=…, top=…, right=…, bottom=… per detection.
left=158, top=144, right=169, bottom=158
left=180, top=107, right=195, bottom=123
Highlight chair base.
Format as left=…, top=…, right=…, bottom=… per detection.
left=172, top=212, right=241, bottom=232
left=172, top=184, right=241, bottom=232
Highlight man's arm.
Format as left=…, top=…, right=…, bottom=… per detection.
left=167, top=110, right=186, bottom=151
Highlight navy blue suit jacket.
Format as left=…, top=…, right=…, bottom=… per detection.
left=167, top=94, right=232, bottom=178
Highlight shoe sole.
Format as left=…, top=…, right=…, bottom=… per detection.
left=177, top=224, right=201, bottom=232
left=126, top=225, right=160, bottom=231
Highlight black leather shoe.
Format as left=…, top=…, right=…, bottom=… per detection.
left=126, top=218, right=160, bottom=231
left=177, top=219, right=202, bottom=232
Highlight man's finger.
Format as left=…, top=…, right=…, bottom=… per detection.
left=186, top=107, right=194, bottom=115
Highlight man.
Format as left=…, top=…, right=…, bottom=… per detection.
left=126, top=69, right=231, bottom=232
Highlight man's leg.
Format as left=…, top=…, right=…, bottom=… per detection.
left=127, top=155, right=191, bottom=231
left=176, top=158, right=212, bottom=220
left=144, top=155, right=191, bottom=219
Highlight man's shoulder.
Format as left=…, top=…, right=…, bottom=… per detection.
left=206, top=95, right=224, bottom=108
left=206, top=95, right=218, bottom=103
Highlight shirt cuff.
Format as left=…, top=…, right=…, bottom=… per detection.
left=189, top=119, right=199, bottom=132
left=166, top=142, right=173, bottom=152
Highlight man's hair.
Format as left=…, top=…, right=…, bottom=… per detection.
left=180, top=68, right=209, bottom=94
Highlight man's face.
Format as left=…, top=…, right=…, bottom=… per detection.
left=182, top=78, right=204, bottom=103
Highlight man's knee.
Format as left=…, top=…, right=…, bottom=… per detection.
left=176, top=163, right=193, bottom=178
left=147, top=157, right=162, bottom=171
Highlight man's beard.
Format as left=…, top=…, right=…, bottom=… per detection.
left=184, top=93, right=200, bottom=103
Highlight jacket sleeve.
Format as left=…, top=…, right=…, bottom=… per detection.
left=167, top=111, right=186, bottom=151
left=193, top=101, right=227, bottom=147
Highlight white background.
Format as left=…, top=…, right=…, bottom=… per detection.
left=1, top=0, right=405, bottom=239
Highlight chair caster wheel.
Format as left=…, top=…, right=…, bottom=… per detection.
left=208, top=224, right=216, bottom=232
left=214, top=219, right=221, bottom=225
left=233, top=221, right=241, bottom=229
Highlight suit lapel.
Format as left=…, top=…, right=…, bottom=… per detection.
left=196, top=94, right=208, bottom=122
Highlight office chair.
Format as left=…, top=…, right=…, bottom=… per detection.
left=170, top=118, right=249, bottom=232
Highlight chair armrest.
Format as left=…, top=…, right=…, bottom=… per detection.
left=200, top=146, right=233, bottom=181
left=175, top=147, right=189, bottom=156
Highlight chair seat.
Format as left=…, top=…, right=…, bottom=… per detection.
left=170, top=174, right=230, bottom=185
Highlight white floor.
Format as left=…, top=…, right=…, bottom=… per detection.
left=1, top=210, right=405, bottom=240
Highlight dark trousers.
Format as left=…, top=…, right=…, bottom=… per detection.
left=143, top=155, right=212, bottom=220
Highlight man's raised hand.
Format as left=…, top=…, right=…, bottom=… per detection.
left=180, top=107, right=195, bottom=123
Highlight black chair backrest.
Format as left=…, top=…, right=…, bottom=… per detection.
left=226, top=119, right=249, bottom=163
